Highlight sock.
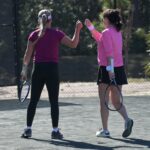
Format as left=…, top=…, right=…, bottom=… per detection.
left=53, top=127, right=59, bottom=132
left=103, top=129, right=109, bottom=133
left=125, top=118, right=130, bottom=129
left=26, top=126, right=32, bottom=130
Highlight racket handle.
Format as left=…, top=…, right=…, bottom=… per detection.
left=110, top=78, right=117, bottom=85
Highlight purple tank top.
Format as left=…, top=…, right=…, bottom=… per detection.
left=28, top=28, right=65, bottom=63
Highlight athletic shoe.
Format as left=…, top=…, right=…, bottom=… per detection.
left=21, top=128, right=32, bottom=138
left=51, top=130, right=63, bottom=139
left=96, top=129, right=110, bottom=137
left=122, top=118, right=133, bottom=138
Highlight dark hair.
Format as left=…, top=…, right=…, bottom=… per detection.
left=103, top=9, right=122, bottom=31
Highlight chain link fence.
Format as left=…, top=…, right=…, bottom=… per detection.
left=0, top=0, right=16, bottom=86
left=0, top=1, right=149, bottom=99
left=58, top=55, right=150, bottom=97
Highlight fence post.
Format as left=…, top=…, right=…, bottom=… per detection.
left=124, top=1, right=135, bottom=75
left=113, top=0, right=117, bottom=9
left=13, top=0, right=21, bottom=98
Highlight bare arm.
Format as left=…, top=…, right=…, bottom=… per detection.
left=21, top=40, right=35, bottom=80
left=23, top=40, right=35, bottom=65
left=90, top=29, right=102, bottom=41
left=61, top=20, right=83, bottom=48
left=85, top=19, right=102, bottom=42
left=23, top=30, right=45, bottom=65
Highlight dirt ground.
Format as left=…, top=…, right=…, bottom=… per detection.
left=0, top=81, right=150, bottom=150
left=0, top=81, right=150, bottom=100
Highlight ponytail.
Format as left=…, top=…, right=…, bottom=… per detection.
left=115, top=21, right=122, bottom=32
left=113, top=10, right=122, bottom=31
left=38, top=9, right=52, bottom=37
left=38, top=14, right=47, bottom=37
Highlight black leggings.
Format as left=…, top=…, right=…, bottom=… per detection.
left=27, top=62, right=59, bottom=128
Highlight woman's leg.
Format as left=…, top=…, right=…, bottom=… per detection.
left=98, top=83, right=109, bottom=130
left=46, top=79, right=59, bottom=128
left=45, top=65, right=63, bottom=139
left=45, top=66, right=59, bottom=128
left=110, top=86, right=129, bottom=121
left=27, top=69, right=45, bottom=127
left=110, top=85, right=133, bottom=137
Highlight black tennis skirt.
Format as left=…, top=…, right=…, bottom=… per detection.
left=97, top=66, right=128, bottom=85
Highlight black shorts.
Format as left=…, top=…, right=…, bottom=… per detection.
left=97, top=66, right=128, bottom=85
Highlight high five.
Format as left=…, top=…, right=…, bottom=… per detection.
left=21, top=9, right=83, bottom=139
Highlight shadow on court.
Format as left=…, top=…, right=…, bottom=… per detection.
left=109, top=137, right=150, bottom=148
left=30, top=138, right=113, bottom=150
left=0, top=96, right=150, bottom=150
left=0, top=99, right=81, bottom=111
left=26, top=137, right=145, bottom=150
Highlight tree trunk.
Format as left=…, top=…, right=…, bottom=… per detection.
left=124, top=0, right=135, bottom=75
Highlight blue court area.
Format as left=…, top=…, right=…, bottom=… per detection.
left=0, top=96, right=150, bottom=150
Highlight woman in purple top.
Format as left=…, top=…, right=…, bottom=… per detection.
left=21, top=9, right=83, bottom=139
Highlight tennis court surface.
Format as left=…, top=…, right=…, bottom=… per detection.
left=0, top=83, right=150, bottom=150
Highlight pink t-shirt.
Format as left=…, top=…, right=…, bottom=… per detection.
left=92, top=26, right=123, bottom=67
left=28, top=28, right=65, bottom=63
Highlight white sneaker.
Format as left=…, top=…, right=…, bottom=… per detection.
left=96, top=129, right=110, bottom=137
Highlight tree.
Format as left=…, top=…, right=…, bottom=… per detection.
left=17, top=0, right=150, bottom=56
left=18, top=0, right=102, bottom=56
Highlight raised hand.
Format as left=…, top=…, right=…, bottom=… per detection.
left=76, top=20, right=83, bottom=31
left=84, top=18, right=92, bottom=27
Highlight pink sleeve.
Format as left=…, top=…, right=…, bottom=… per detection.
left=91, top=30, right=102, bottom=42
left=102, top=30, right=113, bottom=57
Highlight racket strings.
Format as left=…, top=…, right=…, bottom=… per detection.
left=21, top=86, right=28, bottom=97
left=105, top=85, right=123, bottom=111
left=19, top=82, right=30, bottom=102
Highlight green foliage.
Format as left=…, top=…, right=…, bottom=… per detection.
left=144, top=62, right=150, bottom=77
left=18, top=0, right=102, bottom=56
left=145, top=31, right=150, bottom=77
left=145, top=31, right=150, bottom=50
left=101, top=0, right=131, bottom=23
left=129, top=28, right=147, bottom=53
left=134, top=0, right=150, bottom=31
left=17, top=0, right=150, bottom=56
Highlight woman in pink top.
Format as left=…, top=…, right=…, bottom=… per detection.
left=21, top=9, right=83, bottom=139
left=85, top=9, right=133, bottom=138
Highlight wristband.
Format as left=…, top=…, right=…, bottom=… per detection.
left=106, top=65, right=114, bottom=73
left=87, top=25, right=95, bottom=31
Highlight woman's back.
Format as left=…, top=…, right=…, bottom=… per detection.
left=28, top=28, right=65, bottom=63
left=108, top=27, right=123, bottom=66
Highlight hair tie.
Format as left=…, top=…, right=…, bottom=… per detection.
left=48, top=15, right=52, bottom=20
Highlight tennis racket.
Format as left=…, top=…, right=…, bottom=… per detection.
left=19, top=80, right=31, bottom=102
left=104, top=78, right=123, bottom=111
